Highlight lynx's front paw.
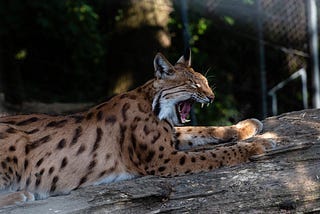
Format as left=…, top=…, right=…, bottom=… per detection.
left=235, top=118, right=263, bottom=140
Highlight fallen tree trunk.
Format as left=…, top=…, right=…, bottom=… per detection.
left=1, top=109, right=320, bottom=213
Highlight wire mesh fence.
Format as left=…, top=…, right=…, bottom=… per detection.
left=191, top=0, right=318, bottom=116
left=261, top=0, right=310, bottom=115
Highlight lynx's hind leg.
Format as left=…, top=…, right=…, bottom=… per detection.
left=0, top=191, right=35, bottom=207
left=145, top=136, right=276, bottom=177
left=0, top=125, right=33, bottom=201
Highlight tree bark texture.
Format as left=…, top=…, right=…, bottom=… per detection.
left=1, top=109, right=320, bottom=213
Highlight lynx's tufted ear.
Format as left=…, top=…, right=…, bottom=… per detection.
left=154, top=53, right=174, bottom=79
left=176, top=48, right=191, bottom=67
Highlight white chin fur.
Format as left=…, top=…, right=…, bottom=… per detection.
left=158, top=104, right=179, bottom=125
left=152, top=94, right=187, bottom=126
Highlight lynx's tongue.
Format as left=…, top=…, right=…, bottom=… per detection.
left=177, top=101, right=192, bottom=123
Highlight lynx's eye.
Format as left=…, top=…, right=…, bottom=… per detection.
left=190, top=83, right=201, bottom=89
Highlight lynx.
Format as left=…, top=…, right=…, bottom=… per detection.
left=0, top=50, right=273, bottom=207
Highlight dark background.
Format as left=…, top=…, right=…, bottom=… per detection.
left=0, top=0, right=317, bottom=125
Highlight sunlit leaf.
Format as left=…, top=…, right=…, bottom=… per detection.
left=224, top=16, right=235, bottom=26
left=15, top=49, right=27, bottom=60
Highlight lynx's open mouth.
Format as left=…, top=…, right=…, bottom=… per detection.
left=176, top=98, right=214, bottom=124
left=176, top=99, right=193, bottom=124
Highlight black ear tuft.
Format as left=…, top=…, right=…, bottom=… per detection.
left=184, top=47, right=191, bottom=62
left=176, top=48, right=192, bottom=67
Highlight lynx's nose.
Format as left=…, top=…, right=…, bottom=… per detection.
left=207, top=94, right=215, bottom=103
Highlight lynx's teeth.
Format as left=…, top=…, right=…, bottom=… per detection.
left=183, top=119, right=191, bottom=123
left=207, top=103, right=210, bottom=107
left=201, top=103, right=205, bottom=108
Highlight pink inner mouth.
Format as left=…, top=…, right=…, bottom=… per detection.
left=177, top=100, right=193, bottom=123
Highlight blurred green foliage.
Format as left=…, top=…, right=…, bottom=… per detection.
left=0, top=0, right=307, bottom=124
left=0, top=0, right=105, bottom=102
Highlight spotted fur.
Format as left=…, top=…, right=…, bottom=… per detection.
left=0, top=51, right=273, bottom=207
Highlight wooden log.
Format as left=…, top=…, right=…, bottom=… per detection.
left=1, top=109, right=320, bottom=213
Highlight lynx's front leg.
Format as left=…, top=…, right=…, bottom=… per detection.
left=174, top=119, right=263, bottom=150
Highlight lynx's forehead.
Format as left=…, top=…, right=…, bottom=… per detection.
left=174, top=64, right=197, bottom=75
left=174, top=64, right=208, bottom=83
